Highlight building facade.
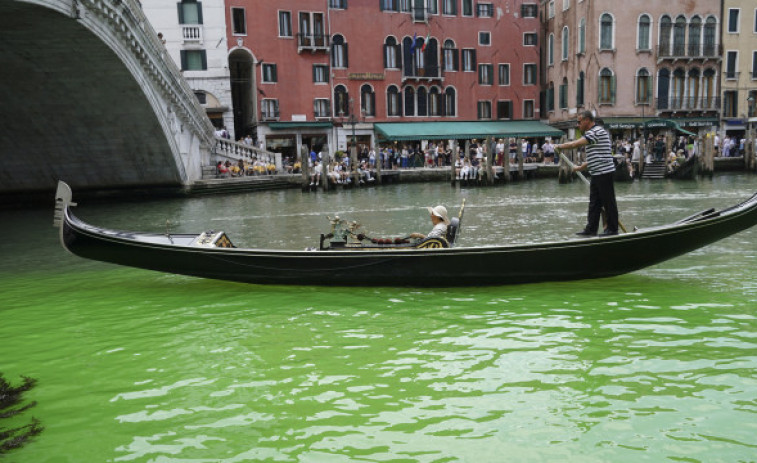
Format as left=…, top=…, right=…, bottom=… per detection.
left=542, top=0, right=721, bottom=141
left=721, top=0, right=757, bottom=138
left=224, top=0, right=542, bottom=158
left=142, top=0, right=235, bottom=137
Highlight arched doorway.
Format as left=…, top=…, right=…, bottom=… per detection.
left=228, top=48, right=255, bottom=141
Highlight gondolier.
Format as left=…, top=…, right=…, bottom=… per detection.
left=556, top=111, right=619, bottom=237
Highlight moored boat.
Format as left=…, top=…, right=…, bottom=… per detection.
left=54, top=181, right=757, bottom=286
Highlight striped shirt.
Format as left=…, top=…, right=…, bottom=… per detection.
left=583, top=124, right=615, bottom=176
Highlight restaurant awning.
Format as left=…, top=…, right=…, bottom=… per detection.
left=373, top=121, right=565, bottom=141
left=603, top=117, right=696, bottom=136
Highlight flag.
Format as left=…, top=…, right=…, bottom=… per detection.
left=421, top=33, right=430, bottom=52
left=410, top=32, right=417, bottom=55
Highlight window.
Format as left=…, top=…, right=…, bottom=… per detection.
left=299, top=12, right=326, bottom=48
left=723, top=90, right=738, bottom=118
left=754, top=9, right=757, bottom=33
left=381, top=0, right=399, bottom=12
left=728, top=8, right=740, bottom=33
left=524, top=33, right=537, bottom=46
left=442, top=0, right=456, bottom=15
left=753, top=51, right=757, bottom=79
left=334, top=85, right=349, bottom=116
left=477, top=101, right=492, bottom=119
left=479, top=32, right=491, bottom=46
left=688, top=16, right=702, bottom=56
left=702, top=68, right=715, bottom=108
left=546, top=82, right=554, bottom=111
left=231, top=8, right=246, bottom=35
left=673, top=15, right=686, bottom=55
left=659, top=15, right=672, bottom=55
left=578, top=18, right=585, bottom=54
left=417, top=87, right=428, bottom=116
left=562, top=0, right=569, bottom=11
left=261, top=99, right=279, bottom=119
left=444, top=87, right=456, bottom=116
left=331, top=35, right=348, bottom=68
left=313, top=64, right=329, bottom=83
left=329, top=0, right=347, bottom=9
left=562, top=26, right=569, bottom=60
left=387, top=86, right=401, bottom=116
left=462, top=0, right=473, bottom=17
left=477, top=3, right=493, bottom=17
left=443, top=40, right=458, bottom=71
left=636, top=68, right=651, bottom=104
left=478, top=64, right=493, bottom=85
left=703, top=17, right=717, bottom=56
left=462, top=49, right=476, bottom=71
left=178, top=0, right=203, bottom=24
left=361, top=84, right=376, bottom=117
left=384, top=37, right=400, bottom=69
left=194, top=91, right=206, bottom=104
left=598, top=68, right=615, bottom=104
left=521, top=4, right=537, bottom=18
left=497, top=100, right=512, bottom=119
left=429, top=87, right=442, bottom=116
left=726, top=51, right=738, bottom=79
left=548, top=0, right=555, bottom=19
left=523, top=100, right=534, bottom=118
left=180, top=50, right=206, bottom=70
left=576, top=71, right=584, bottom=106
left=524, top=63, right=537, bottom=85
left=428, top=0, right=438, bottom=15
left=262, top=63, right=277, bottom=83
left=559, top=78, right=568, bottom=109
left=314, top=99, right=330, bottom=118
left=498, top=64, right=510, bottom=85
left=400, top=0, right=412, bottom=12
left=600, top=13, right=613, bottom=50
left=637, top=14, right=650, bottom=50
left=548, top=34, right=554, bottom=65
left=404, top=86, right=415, bottom=116
left=278, top=11, right=292, bottom=37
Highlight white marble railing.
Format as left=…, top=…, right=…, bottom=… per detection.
left=213, top=138, right=282, bottom=171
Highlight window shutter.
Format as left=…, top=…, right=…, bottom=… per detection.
left=611, top=75, right=616, bottom=104
left=201, top=50, right=207, bottom=70
left=177, top=2, right=184, bottom=23
left=180, top=50, right=187, bottom=70
left=440, top=92, right=446, bottom=116
left=380, top=0, right=384, bottom=11
left=344, top=43, right=349, bottom=67
left=272, top=64, right=277, bottom=82
left=453, top=49, right=459, bottom=71
left=370, top=93, right=376, bottom=115
left=383, top=44, right=389, bottom=68
left=313, top=65, right=317, bottom=82
left=471, top=49, right=477, bottom=68
left=197, top=2, right=204, bottom=24
left=646, top=77, right=653, bottom=102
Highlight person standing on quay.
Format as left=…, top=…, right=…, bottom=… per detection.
left=555, top=111, right=619, bottom=237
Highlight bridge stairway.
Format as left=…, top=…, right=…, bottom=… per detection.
left=201, top=165, right=218, bottom=179
left=641, top=161, right=667, bottom=179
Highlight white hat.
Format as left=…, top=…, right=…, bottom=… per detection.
left=427, top=205, right=450, bottom=224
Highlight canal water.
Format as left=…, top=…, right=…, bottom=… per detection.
left=1, top=174, right=755, bottom=462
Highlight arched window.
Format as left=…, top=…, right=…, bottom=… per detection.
left=559, top=77, right=568, bottom=109
left=637, top=14, right=651, bottom=50
left=417, top=86, right=428, bottom=116
left=334, top=85, right=349, bottom=116
left=384, top=36, right=400, bottom=69
left=578, top=18, right=586, bottom=53
left=671, top=68, right=685, bottom=109
left=548, top=34, right=554, bottom=65
left=600, top=13, right=613, bottom=50
left=361, top=84, right=375, bottom=117
left=402, top=36, right=415, bottom=76
left=404, top=86, right=415, bottom=116
left=443, top=39, right=458, bottom=72
left=429, top=87, right=441, bottom=116
left=423, top=38, right=439, bottom=78
left=657, top=68, right=671, bottom=109
left=703, top=17, right=716, bottom=56
left=673, top=15, right=686, bottom=56
left=687, top=68, right=700, bottom=109
left=576, top=71, right=584, bottom=106
left=688, top=16, right=702, bottom=56
left=331, top=34, right=348, bottom=68
left=562, top=27, right=569, bottom=60
left=636, top=68, right=651, bottom=104
left=547, top=81, right=555, bottom=111
left=659, top=15, right=672, bottom=55
left=598, top=68, right=615, bottom=104
left=387, top=85, right=401, bottom=116
left=702, top=68, right=715, bottom=109
left=444, top=87, right=456, bottom=117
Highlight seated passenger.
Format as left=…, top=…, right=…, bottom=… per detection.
left=409, top=205, right=449, bottom=241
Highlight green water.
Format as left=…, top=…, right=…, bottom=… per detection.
left=1, top=175, right=756, bottom=462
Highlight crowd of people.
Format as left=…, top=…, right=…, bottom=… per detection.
left=216, top=158, right=279, bottom=178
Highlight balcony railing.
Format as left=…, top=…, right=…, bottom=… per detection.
left=403, top=65, right=441, bottom=80
left=261, top=109, right=280, bottom=121
left=658, top=42, right=720, bottom=59
left=656, top=97, right=721, bottom=111
left=314, top=108, right=332, bottom=119
left=724, top=71, right=740, bottom=80
left=181, top=25, right=203, bottom=43
left=297, top=33, right=330, bottom=52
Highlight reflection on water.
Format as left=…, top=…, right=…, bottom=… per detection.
left=1, top=174, right=756, bottom=462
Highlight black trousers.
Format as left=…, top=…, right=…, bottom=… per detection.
left=585, top=172, right=618, bottom=234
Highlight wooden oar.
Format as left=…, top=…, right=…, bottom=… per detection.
left=557, top=150, right=628, bottom=234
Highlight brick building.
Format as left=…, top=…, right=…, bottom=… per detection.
left=225, top=0, right=543, bottom=158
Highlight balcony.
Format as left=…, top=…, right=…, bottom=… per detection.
left=656, top=97, right=721, bottom=112
left=314, top=108, right=332, bottom=120
left=402, top=65, right=442, bottom=82
left=181, top=25, right=203, bottom=44
left=658, top=42, right=720, bottom=60
left=297, top=33, right=330, bottom=53
left=261, top=109, right=280, bottom=121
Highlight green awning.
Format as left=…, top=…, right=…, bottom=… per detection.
left=373, top=121, right=564, bottom=141
left=268, top=122, right=333, bottom=130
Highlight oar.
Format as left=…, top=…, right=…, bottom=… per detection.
left=557, top=150, right=628, bottom=234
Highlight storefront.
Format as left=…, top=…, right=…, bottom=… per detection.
left=258, top=122, right=333, bottom=160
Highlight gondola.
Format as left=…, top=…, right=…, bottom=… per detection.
left=54, top=181, right=757, bottom=287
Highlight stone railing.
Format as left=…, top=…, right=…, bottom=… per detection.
left=213, top=138, right=282, bottom=172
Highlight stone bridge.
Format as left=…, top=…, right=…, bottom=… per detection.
left=0, top=0, right=273, bottom=198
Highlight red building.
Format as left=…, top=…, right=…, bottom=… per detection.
left=225, top=0, right=541, bottom=158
